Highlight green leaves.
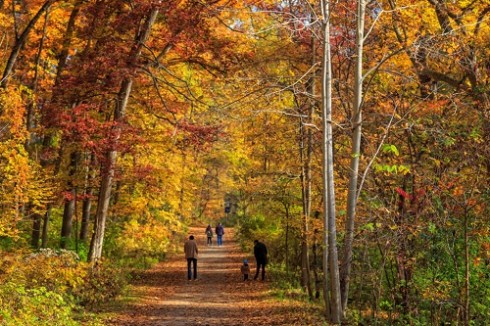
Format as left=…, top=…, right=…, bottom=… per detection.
left=374, top=163, right=410, bottom=175
left=381, top=144, right=399, bottom=156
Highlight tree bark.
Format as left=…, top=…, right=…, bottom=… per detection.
left=88, top=79, right=132, bottom=261
left=340, top=0, right=365, bottom=314
left=27, top=10, right=49, bottom=247
left=38, top=0, right=82, bottom=248
left=88, top=8, right=159, bottom=262
left=31, top=212, right=42, bottom=248
left=320, top=0, right=342, bottom=322
left=60, top=151, right=79, bottom=248
left=80, top=154, right=95, bottom=242
left=41, top=204, right=51, bottom=248
left=463, top=208, right=470, bottom=326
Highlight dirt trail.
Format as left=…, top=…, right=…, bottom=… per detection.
left=107, top=227, right=312, bottom=326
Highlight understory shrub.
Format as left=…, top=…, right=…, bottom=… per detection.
left=0, top=282, right=76, bottom=326
left=112, top=219, right=170, bottom=268
left=0, top=249, right=127, bottom=324
left=73, top=259, right=127, bottom=309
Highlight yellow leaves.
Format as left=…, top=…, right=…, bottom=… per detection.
left=0, top=89, right=54, bottom=237
left=420, top=279, right=451, bottom=301
left=0, top=87, right=27, bottom=140
left=116, top=219, right=171, bottom=259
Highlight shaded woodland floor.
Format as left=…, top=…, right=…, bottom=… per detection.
left=106, top=227, right=325, bottom=326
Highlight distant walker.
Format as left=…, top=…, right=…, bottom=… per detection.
left=215, top=223, right=225, bottom=246
left=205, top=225, right=213, bottom=246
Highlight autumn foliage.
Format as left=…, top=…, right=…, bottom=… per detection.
left=1, top=0, right=490, bottom=324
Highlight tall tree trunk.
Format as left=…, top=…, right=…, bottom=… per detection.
left=38, top=1, right=82, bottom=248
left=463, top=208, right=470, bottom=326
left=312, top=225, right=321, bottom=299
left=80, top=193, right=92, bottom=242
left=88, top=79, right=131, bottom=261
left=60, top=151, right=79, bottom=248
left=299, top=36, right=317, bottom=299
left=55, top=1, right=85, bottom=248
left=31, top=212, right=42, bottom=248
left=320, top=0, right=342, bottom=322
left=41, top=204, right=51, bottom=248
left=88, top=8, right=159, bottom=262
left=299, top=132, right=312, bottom=296
left=340, top=0, right=365, bottom=314
left=28, top=10, right=49, bottom=248
left=283, top=203, right=290, bottom=274
left=80, top=153, right=95, bottom=242
left=26, top=9, right=48, bottom=148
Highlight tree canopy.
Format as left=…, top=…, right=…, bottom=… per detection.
left=1, top=0, right=489, bottom=324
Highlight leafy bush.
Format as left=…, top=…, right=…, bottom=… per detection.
left=0, top=249, right=127, bottom=323
left=73, top=259, right=127, bottom=309
left=113, top=219, right=170, bottom=268
left=21, top=249, right=86, bottom=293
left=0, top=283, right=76, bottom=326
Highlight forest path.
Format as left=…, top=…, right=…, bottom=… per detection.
left=107, top=227, right=315, bottom=325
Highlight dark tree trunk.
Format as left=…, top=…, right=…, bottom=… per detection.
left=31, top=213, right=42, bottom=248
left=80, top=196, right=92, bottom=242
left=41, top=204, right=52, bottom=248
left=60, top=151, right=79, bottom=248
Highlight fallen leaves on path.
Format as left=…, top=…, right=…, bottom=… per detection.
left=106, top=227, right=324, bottom=325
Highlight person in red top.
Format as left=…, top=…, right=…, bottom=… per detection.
left=184, top=235, right=199, bottom=280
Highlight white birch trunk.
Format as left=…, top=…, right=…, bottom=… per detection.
left=320, top=0, right=342, bottom=322
left=341, top=0, right=365, bottom=313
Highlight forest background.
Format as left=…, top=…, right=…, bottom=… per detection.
left=0, top=0, right=489, bottom=325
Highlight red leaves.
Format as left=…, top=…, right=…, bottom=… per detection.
left=396, top=187, right=426, bottom=202
left=46, top=103, right=143, bottom=164
left=61, top=190, right=95, bottom=202
left=396, top=187, right=411, bottom=200
left=176, top=121, right=224, bottom=151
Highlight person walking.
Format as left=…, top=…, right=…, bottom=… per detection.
left=215, top=223, right=225, bottom=246
left=205, top=225, right=213, bottom=246
left=184, top=235, right=199, bottom=280
left=253, top=239, right=268, bottom=281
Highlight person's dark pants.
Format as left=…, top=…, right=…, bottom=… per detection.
left=187, top=258, right=197, bottom=280
left=207, top=237, right=212, bottom=245
left=244, top=274, right=249, bottom=281
left=254, top=261, right=266, bottom=280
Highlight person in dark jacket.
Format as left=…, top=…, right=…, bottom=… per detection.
left=215, top=223, right=225, bottom=246
left=253, top=240, right=268, bottom=281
